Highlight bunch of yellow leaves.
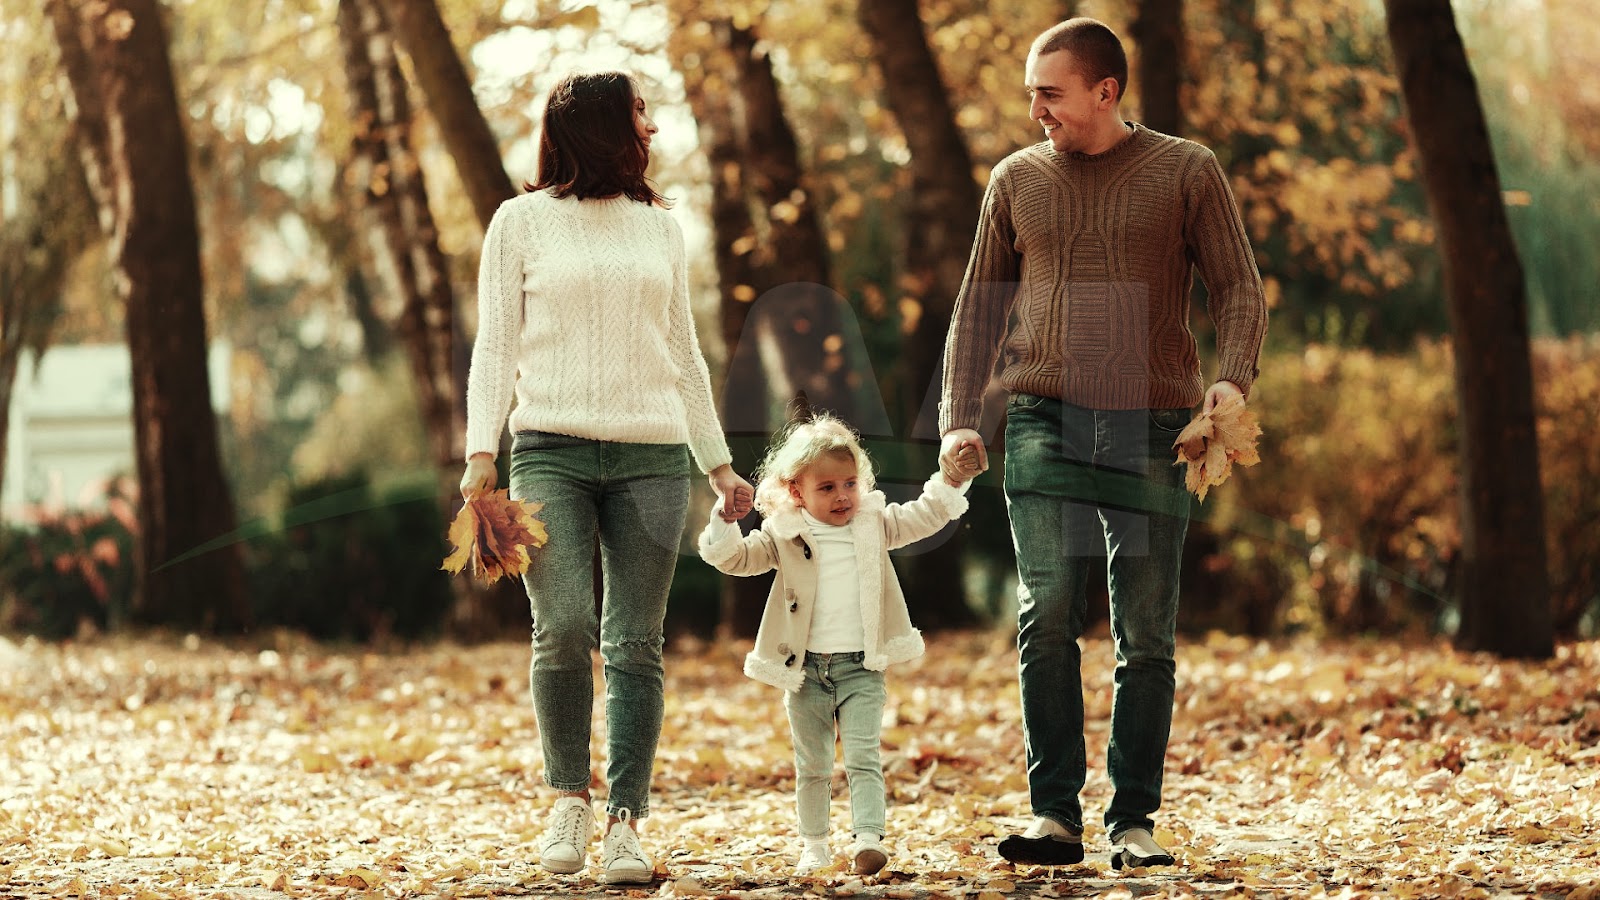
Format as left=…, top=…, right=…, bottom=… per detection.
left=441, top=489, right=548, bottom=583
left=1172, top=394, right=1262, bottom=501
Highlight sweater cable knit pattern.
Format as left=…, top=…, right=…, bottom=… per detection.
left=465, top=191, right=731, bottom=473
left=940, top=123, right=1268, bottom=433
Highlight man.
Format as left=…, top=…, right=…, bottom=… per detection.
left=938, top=18, right=1267, bottom=870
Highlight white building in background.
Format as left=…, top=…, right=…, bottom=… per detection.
left=2, top=343, right=230, bottom=523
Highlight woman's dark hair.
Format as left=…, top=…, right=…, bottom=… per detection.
left=525, top=71, right=667, bottom=206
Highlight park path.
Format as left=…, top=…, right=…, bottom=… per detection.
left=2, top=632, right=1596, bottom=898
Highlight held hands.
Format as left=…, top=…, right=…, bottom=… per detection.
left=708, top=464, right=754, bottom=522
left=461, top=453, right=498, bottom=499
left=938, top=429, right=988, bottom=487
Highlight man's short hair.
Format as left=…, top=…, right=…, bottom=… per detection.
left=1030, top=18, right=1129, bottom=104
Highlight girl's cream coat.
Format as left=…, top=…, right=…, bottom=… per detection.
left=698, top=477, right=969, bottom=691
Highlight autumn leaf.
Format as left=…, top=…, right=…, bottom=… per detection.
left=4, top=633, right=1600, bottom=897
left=1173, top=395, right=1263, bottom=501
left=441, top=489, right=548, bottom=584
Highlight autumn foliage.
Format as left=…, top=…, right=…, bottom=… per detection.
left=1, top=631, right=1597, bottom=898
left=1173, top=394, right=1263, bottom=502
left=441, top=490, right=547, bottom=584
left=1193, top=337, right=1600, bottom=637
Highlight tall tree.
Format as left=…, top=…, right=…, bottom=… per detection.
left=1383, top=0, right=1552, bottom=658
left=858, top=0, right=980, bottom=629
left=672, top=24, right=769, bottom=438
left=1131, top=0, right=1185, bottom=135
left=336, top=0, right=512, bottom=638
left=725, top=23, right=858, bottom=422
left=674, top=20, right=869, bottom=636
left=46, top=0, right=251, bottom=632
left=372, top=0, right=516, bottom=230
left=668, top=17, right=776, bottom=637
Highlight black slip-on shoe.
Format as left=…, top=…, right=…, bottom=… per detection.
left=998, top=818, right=1085, bottom=865
left=1109, top=827, right=1176, bottom=870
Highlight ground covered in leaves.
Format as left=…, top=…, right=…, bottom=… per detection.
left=2, top=630, right=1598, bottom=899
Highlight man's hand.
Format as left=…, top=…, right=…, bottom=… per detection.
left=1203, top=380, right=1244, bottom=414
left=939, top=429, right=988, bottom=485
left=461, top=453, right=498, bottom=499
left=708, top=464, right=754, bottom=522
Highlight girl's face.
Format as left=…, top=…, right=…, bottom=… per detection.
left=790, top=452, right=860, bottom=527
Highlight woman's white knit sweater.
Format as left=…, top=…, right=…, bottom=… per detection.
left=464, top=191, right=731, bottom=473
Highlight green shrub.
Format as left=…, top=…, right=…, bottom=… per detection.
left=242, top=473, right=454, bottom=641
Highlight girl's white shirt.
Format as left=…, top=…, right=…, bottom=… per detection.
left=464, top=191, right=731, bottom=473
left=798, top=510, right=864, bottom=653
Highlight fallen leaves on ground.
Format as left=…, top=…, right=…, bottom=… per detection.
left=2, top=630, right=1597, bottom=899
left=1174, top=395, right=1263, bottom=501
left=441, top=489, right=547, bottom=583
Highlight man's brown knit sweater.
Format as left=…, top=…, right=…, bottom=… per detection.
left=940, top=123, right=1268, bottom=433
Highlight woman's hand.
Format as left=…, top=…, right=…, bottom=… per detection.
left=708, top=464, right=754, bottom=522
left=461, top=453, right=498, bottom=499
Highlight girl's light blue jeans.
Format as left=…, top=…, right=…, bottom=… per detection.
left=783, top=651, right=887, bottom=840
left=509, top=430, right=691, bottom=819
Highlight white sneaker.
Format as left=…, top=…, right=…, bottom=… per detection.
left=538, top=796, right=594, bottom=875
left=1110, top=827, right=1176, bottom=870
left=795, top=839, right=831, bottom=876
left=601, top=810, right=654, bottom=884
left=849, top=833, right=888, bottom=876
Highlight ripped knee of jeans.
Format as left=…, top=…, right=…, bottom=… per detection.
left=600, top=632, right=665, bottom=674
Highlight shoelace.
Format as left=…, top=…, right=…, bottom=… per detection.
left=544, top=803, right=588, bottom=849
left=605, top=811, right=648, bottom=867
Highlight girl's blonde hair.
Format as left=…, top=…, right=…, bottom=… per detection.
left=752, top=413, right=876, bottom=516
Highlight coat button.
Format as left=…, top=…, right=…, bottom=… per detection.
left=789, top=601, right=798, bottom=613
left=785, top=654, right=797, bottom=666
left=803, top=544, right=812, bottom=559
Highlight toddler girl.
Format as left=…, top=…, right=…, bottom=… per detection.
left=699, top=415, right=975, bottom=876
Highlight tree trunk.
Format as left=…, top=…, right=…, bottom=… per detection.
left=858, top=0, right=980, bottom=629
left=305, top=180, right=393, bottom=364
left=669, top=18, right=775, bottom=638
left=1131, top=0, right=1185, bottom=136
left=725, top=23, right=858, bottom=423
left=1383, top=0, right=1552, bottom=659
left=1220, top=0, right=1271, bottom=169
left=47, top=0, right=251, bottom=632
left=337, top=0, right=515, bottom=640
left=371, top=0, right=516, bottom=231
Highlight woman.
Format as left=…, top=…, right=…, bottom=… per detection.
left=461, top=70, right=753, bottom=884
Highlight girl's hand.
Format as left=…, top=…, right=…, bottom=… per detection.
left=461, top=453, right=498, bottom=499
left=939, top=430, right=987, bottom=484
left=708, top=464, right=753, bottom=521
left=942, top=441, right=981, bottom=486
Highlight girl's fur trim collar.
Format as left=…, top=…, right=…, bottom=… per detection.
left=761, top=491, right=887, bottom=541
